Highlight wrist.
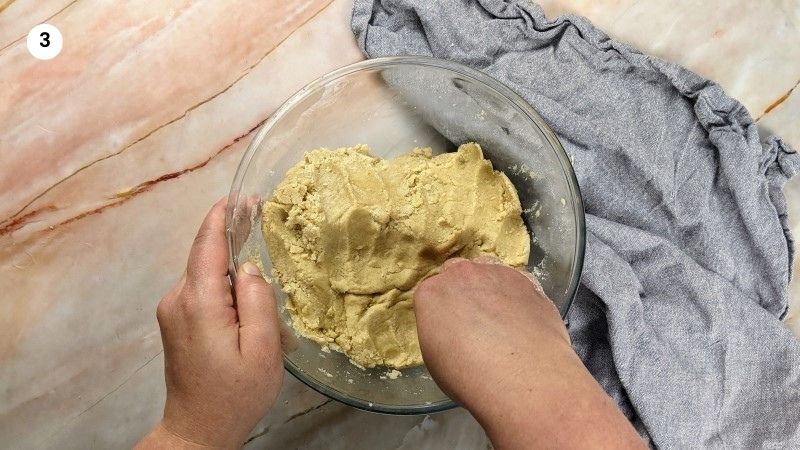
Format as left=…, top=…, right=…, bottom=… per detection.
left=136, top=422, right=232, bottom=450
left=463, top=342, right=585, bottom=446
left=468, top=344, right=643, bottom=450
left=160, top=400, right=248, bottom=450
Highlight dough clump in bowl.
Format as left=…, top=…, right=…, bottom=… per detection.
left=262, top=142, right=530, bottom=369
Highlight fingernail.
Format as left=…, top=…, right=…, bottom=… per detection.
left=241, top=261, right=261, bottom=276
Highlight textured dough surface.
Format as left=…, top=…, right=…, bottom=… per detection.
left=262, top=143, right=530, bottom=368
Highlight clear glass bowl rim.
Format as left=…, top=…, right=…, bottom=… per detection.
left=226, top=55, right=586, bottom=415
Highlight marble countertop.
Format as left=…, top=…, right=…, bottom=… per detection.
left=1, top=1, right=798, bottom=448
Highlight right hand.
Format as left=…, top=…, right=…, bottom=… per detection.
left=414, top=258, right=644, bottom=449
left=414, top=258, right=570, bottom=409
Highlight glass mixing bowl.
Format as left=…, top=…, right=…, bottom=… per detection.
left=226, top=56, right=585, bottom=414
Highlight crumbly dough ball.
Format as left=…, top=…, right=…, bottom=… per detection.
left=262, top=143, right=529, bottom=368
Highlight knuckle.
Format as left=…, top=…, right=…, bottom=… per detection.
left=156, top=279, right=186, bottom=324
left=156, top=296, right=173, bottom=323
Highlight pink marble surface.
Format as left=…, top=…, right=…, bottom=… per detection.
left=0, top=1, right=798, bottom=448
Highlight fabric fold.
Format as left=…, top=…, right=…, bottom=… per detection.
left=352, top=0, right=800, bottom=447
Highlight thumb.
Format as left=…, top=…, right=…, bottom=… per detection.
left=235, top=262, right=280, bottom=360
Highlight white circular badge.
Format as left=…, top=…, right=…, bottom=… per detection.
left=27, top=24, right=63, bottom=60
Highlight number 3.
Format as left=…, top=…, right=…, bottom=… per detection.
left=40, top=32, right=50, bottom=48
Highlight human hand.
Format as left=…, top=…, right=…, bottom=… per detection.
left=414, top=258, right=644, bottom=449
left=414, top=258, right=569, bottom=408
left=136, top=199, right=283, bottom=449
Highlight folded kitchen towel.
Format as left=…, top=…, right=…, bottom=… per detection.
left=352, top=1, right=800, bottom=447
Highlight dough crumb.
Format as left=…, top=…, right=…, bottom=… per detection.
left=262, top=143, right=530, bottom=369
left=349, top=359, right=366, bottom=371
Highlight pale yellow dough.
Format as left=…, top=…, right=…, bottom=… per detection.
left=262, top=143, right=530, bottom=369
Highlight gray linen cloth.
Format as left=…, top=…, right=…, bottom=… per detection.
left=352, top=1, right=800, bottom=447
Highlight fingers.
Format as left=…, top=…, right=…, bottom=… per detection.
left=471, top=255, right=503, bottom=265
left=187, top=198, right=230, bottom=285
left=520, top=270, right=546, bottom=295
left=441, top=255, right=502, bottom=272
left=245, top=194, right=261, bottom=211
left=235, top=262, right=281, bottom=358
left=441, top=257, right=468, bottom=272
left=441, top=255, right=546, bottom=295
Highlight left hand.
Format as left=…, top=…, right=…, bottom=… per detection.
left=136, top=199, right=283, bottom=449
